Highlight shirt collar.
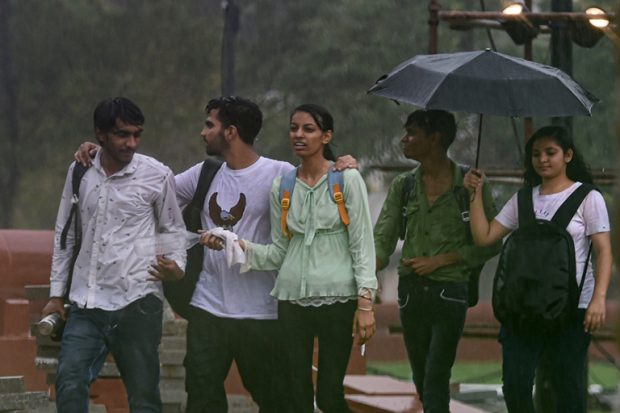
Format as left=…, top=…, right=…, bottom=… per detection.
left=92, top=149, right=140, bottom=177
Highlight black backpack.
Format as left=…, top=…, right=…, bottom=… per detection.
left=163, top=158, right=222, bottom=319
left=492, top=184, right=594, bottom=334
left=401, top=165, right=484, bottom=307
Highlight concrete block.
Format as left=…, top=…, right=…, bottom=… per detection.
left=0, top=376, right=25, bottom=394
left=1, top=298, right=30, bottom=336
left=0, top=391, right=48, bottom=412
left=160, top=350, right=185, bottom=366
left=24, top=285, right=51, bottom=302
left=160, top=365, right=185, bottom=379
left=160, top=336, right=186, bottom=351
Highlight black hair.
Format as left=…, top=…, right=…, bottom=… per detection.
left=205, top=96, right=262, bottom=145
left=523, top=125, right=593, bottom=187
left=290, top=103, right=336, bottom=162
left=405, top=109, right=456, bottom=150
left=93, top=97, right=144, bottom=133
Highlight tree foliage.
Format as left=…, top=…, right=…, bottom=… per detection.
left=0, top=0, right=615, bottom=229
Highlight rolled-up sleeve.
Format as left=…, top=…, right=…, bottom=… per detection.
left=155, top=170, right=187, bottom=271
left=373, top=174, right=405, bottom=271
left=342, top=170, right=377, bottom=294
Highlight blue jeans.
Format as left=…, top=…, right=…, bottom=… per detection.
left=398, top=276, right=468, bottom=413
left=184, top=307, right=282, bottom=413
left=500, top=309, right=591, bottom=413
left=56, top=294, right=163, bottom=413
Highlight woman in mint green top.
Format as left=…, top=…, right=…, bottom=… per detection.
left=240, top=104, right=377, bottom=413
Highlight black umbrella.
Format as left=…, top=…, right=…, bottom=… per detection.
left=367, top=49, right=599, bottom=166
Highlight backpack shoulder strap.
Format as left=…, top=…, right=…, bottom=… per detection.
left=328, top=169, right=350, bottom=227
left=59, top=162, right=89, bottom=299
left=517, top=187, right=536, bottom=227
left=551, top=183, right=596, bottom=229
left=191, top=158, right=223, bottom=210
left=60, top=163, right=89, bottom=250
left=454, top=165, right=471, bottom=224
left=400, top=172, right=416, bottom=240
left=279, top=168, right=298, bottom=239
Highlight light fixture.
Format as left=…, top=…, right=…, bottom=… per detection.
left=502, top=2, right=525, bottom=16
left=586, top=7, right=609, bottom=29
left=570, top=7, right=607, bottom=48
left=500, top=2, right=539, bottom=45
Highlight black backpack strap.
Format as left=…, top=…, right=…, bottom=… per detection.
left=400, top=172, right=416, bottom=240
left=577, top=242, right=593, bottom=297
left=193, top=159, right=223, bottom=214
left=183, top=158, right=224, bottom=231
left=166, top=158, right=223, bottom=319
left=517, top=187, right=536, bottom=227
left=60, top=163, right=89, bottom=250
left=59, top=162, right=89, bottom=299
left=551, top=183, right=596, bottom=229
left=454, top=165, right=472, bottom=239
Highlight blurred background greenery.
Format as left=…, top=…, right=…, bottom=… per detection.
left=0, top=0, right=616, bottom=229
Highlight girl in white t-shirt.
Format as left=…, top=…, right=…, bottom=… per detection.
left=464, top=126, right=612, bottom=413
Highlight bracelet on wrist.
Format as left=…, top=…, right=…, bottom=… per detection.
left=358, top=295, right=372, bottom=301
left=357, top=306, right=373, bottom=312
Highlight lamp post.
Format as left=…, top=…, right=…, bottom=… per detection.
left=551, top=0, right=573, bottom=132
left=427, top=2, right=614, bottom=140
left=221, top=0, right=239, bottom=96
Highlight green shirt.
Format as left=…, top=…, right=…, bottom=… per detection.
left=246, top=169, right=378, bottom=300
left=374, top=162, right=501, bottom=282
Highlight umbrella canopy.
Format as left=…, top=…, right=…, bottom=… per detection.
left=367, top=49, right=598, bottom=118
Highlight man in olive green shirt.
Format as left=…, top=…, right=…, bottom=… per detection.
left=374, top=109, right=500, bottom=413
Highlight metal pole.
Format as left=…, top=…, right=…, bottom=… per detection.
left=428, top=0, right=440, bottom=54
left=221, top=0, right=239, bottom=96
left=550, top=0, right=573, bottom=132
left=523, top=0, right=533, bottom=141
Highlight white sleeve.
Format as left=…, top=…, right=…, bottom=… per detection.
left=175, top=162, right=203, bottom=209
left=494, top=192, right=519, bottom=231
left=581, top=190, right=610, bottom=236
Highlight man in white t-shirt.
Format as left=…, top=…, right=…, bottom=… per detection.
left=175, top=97, right=292, bottom=412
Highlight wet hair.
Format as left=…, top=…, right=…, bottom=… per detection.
left=93, top=97, right=144, bottom=133
left=405, top=109, right=456, bottom=150
left=523, top=125, right=592, bottom=187
left=290, top=103, right=336, bottom=162
left=205, top=96, right=262, bottom=145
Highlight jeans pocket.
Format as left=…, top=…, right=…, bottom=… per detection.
left=136, top=294, right=163, bottom=315
left=439, top=288, right=468, bottom=305
left=397, top=282, right=410, bottom=309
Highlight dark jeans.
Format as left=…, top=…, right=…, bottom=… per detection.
left=184, top=307, right=282, bottom=413
left=56, top=294, right=163, bottom=413
left=500, top=310, right=591, bottom=413
left=278, top=300, right=357, bottom=413
left=398, top=276, right=468, bottom=413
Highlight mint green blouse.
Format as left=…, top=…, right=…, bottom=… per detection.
left=245, top=168, right=377, bottom=301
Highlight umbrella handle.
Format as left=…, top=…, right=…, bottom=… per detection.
left=475, top=114, right=483, bottom=169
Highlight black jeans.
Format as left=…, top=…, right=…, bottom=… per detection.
left=500, top=310, right=591, bottom=413
left=398, top=276, right=468, bottom=413
left=278, top=300, right=357, bottom=413
left=184, top=307, right=282, bottom=413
